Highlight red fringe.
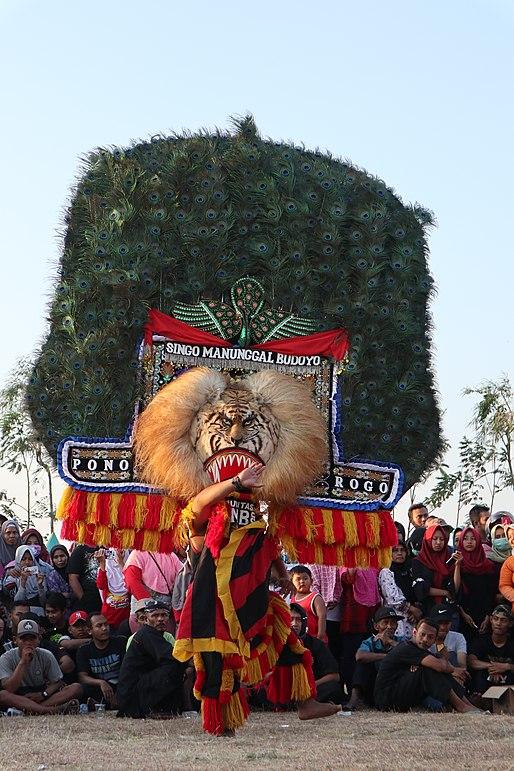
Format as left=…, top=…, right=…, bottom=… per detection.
left=67, top=490, right=87, bottom=523
left=205, top=503, right=228, bottom=559
left=202, top=697, right=224, bottom=736
left=143, top=495, right=162, bottom=530
left=117, top=493, right=135, bottom=529
left=332, top=511, right=346, bottom=543
left=95, top=494, right=111, bottom=526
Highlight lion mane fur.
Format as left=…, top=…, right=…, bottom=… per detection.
left=134, top=366, right=327, bottom=504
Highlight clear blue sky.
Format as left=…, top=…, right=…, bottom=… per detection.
left=1, top=0, right=513, bottom=528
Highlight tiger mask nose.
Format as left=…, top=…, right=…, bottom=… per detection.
left=229, top=421, right=245, bottom=445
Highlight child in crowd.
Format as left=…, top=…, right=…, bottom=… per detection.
left=289, top=565, right=327, bottom=641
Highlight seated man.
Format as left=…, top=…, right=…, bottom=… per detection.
left=21, top=612, right=75, bottom=678
left=116, top=600, right=185, bottom=718
left=428, top=605, right=467, bottom=667
left=374, top=618, right=479, bottom=713
left=468, top=604, right=514, bottom=695
left=76, top=613, right=126, bottom=709
left=0, top=619, right=82, bottom=714
left=289, top=603, right=343, bottom=705
left=346, top=606, right=403, bottom=710
left=126, top=599, right=175, bottom=650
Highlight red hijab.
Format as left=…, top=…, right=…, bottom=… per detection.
left=416, top=525, right=453, bottom=587
left=458, top=526, right=495, bottom=575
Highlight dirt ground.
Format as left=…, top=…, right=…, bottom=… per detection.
left=0, top=710, right=512, bottom=770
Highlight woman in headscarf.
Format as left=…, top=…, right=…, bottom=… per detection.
left=487, top=513, right=514, bottom=578
left=455, top=526, right=497, bottom=640
left=411, top=525, right=459, bottom=616
left=96, top=548, right=131, bottom=630
left=0, top=520, right=21, bottom=576
left=378, top=542, right=422, bottom=640
left=21, top=528, right=51, bottom=564
left=46, top=544, right=73, bottom=603
left=11, top=545, right=48, bottom=612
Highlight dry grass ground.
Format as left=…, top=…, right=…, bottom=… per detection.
left=0, top=710, right=512, bottom=770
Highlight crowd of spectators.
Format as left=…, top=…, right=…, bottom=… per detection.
left=0, top=502, right=512, bottom=719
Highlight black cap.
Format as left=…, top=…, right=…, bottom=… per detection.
left=144, top=599, right=170, bottom=612
left=374, top=606, right=403, bottom=622
left=428, top=604, right=457, bottom=622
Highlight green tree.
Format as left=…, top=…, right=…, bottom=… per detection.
left=0, top=358, right=56, bottom=531
left=426, top=376, right=513, bottom=525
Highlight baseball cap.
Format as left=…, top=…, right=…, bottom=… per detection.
left=491, top=604, right=513, bottom=621
left=374, top=606, right=403, bottom=622
left=133, top=598, right=153, bottom=613
left=17, top=619, right=39, bottom=638
left=144, top=599, right=170, bottom=612
left=69, top=611, right=89, bottom=626
left=428, top=604, right=457, bottom=623
left=436, top=518, right=454, bottom=532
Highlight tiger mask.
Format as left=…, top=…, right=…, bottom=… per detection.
left=134, top=367, right=327, bottom=505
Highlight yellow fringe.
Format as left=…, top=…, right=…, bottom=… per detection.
left=290, top=663, right=314, bottom=702
left=134, top=494, right=146, bottom=530
left=280, top=534, right=298, bottom=562
left=222, top=692, right=247, bottom=731
left=313, top=543, right=323, bottom=564
left=85, top=493, right=99, bottom=525
left=353, top=546, right=370, bottom=567
left=109, top=494, right=121, bottom=528
left=342, top=510, right=359, bottom=547
left=378, top=546, right=392, bottom=568
left=365, top=512, right=380, bottom=548
left=56, top=486, right=74, bottom=521
left=158, top=497, right=175, bottom=532
left=221, top=668, right=234, bottom=694
left=93, top=525, right=111, bottom=546
left=243, top=656, right=262, bottom=685
left=119, top=529, right=136, bottom=549
left=173, top=636, right=240, bottom=662
left=76, top=522, right=86, bottom=543
left=142, top=530, right=160, bottom=552
left=303, top=508, right=317, bottom=542
left=321, top=509, right=335, bottom=544
left=336, top=545, right=345, bottom=565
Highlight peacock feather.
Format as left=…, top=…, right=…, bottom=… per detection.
left=27, top=116, right=442, bottom=491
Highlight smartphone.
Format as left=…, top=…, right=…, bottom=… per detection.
left=25, top=566, right=39, bottom=575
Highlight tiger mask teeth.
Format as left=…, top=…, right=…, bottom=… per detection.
left=204, top=449, right=263, bottom=484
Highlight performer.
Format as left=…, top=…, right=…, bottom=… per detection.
left=173, top=463, right=340, bottom=735
left=134, top=367, right=342, bottom=735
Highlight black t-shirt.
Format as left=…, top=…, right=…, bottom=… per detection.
left=469, top=634, right=514, bottom=665
left=459, top=572, right=498, bottom=626
left=67, top=546, right=102, bottom=613
left=302, top=635, right=338, bottom=680
left=117, top=625, right=174, bottom=701
left=374, top=641, right=430, bottom=695
left=76, top=636, right=126, bottom=684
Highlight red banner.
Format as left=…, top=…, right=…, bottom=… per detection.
left=145, top=309, right=349, bottom=362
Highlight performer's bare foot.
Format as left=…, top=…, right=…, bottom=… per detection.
left=297, top=698, right=341, bottom=720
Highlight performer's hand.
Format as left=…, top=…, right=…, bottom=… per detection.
left=238, top=464, right=264, bottom=489
left=276, top=577, right=294, bottom=598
